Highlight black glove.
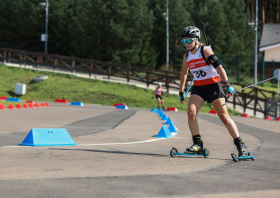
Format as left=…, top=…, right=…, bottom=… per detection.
left=179, top=91, right=185, bottom=102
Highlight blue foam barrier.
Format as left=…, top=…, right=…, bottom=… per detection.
left=71, top=101, right=84, bottom=106
left=151, top=107, right=156, bottom=112
left=161, top=114, right=168, bottom=121
left=6, top=98, right=20, bottom=102
left=18, top=128, right=78, bottom=146
left=116, top=105, right=129, bottom=109
left=155, top=125, right=172, bottom=138
left=168, top=121, right=178, bottom=133
left=164, top=117, right=173, bottom=125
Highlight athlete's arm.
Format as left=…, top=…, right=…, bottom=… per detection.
left=153, top=89, right=157, bottom=96
left=180, top=53, right=189, bottom=92
left=203, top=48, right=228, bottom=83
left=204, top=48, right=235, bottom=95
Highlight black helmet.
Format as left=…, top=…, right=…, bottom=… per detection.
left=180, top=26, right=200, bottom=38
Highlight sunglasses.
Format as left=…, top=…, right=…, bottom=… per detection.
left=182, top=38, right=195, bottom=44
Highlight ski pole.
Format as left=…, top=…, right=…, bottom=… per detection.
left=201, top=23, right=209, bottom=46
left=181, top=78, right=194, bottom=104
left=228, top=74, right=280, bottom=97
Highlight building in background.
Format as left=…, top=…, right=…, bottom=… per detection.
left=259, top=24, right=280, bottom=61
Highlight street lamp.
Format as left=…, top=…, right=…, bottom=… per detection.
left=40, top=0, right=49, bottom=54
left=254, top=0, right=258, bottom=86
left=162, top=0, right=169, bottom=71
left=247, top=1, right=258, bottom=86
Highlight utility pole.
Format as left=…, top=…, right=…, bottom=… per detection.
left=166, top=0, right=169, bottom=71
left=254, top=0, right=258, bottom=85
left=45, top=0, right=49, bottom=54
left=40, top=0, right=49, bottom=54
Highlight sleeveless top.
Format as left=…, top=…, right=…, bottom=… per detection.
left=186, top=46, right=220, bottom=86
left=155, top=87, right=162, bottom=95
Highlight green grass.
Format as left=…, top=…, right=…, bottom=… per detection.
left=0, top=101, right=25, bottom=108
left=0, top=64, right=242, bottom=115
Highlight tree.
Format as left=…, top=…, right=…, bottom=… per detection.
left=148, top=0, right=194, bottom=70
left=190, top=0, right=254, bottom=56
left=0, top=0, right=45, bottom=51
left=105, top=0, right=155, bottom=66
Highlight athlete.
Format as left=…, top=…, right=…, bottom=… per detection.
left=152, top=83, right=167, bottom=111
left=179, top=26, right=249, bottom=157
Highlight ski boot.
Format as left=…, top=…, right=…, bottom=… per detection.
left=231, top=138, right=255, bottom=162
left=234, top=138, right=248, bottom=157
left=185, top=144, right=203, bottom=154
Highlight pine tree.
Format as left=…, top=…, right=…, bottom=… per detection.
left=148, top=0, right=194, bottom=70
left=0, top=0, right=45, bottom=51
left=190, top=0, right=254, bottom=56
left=105, top=0, right=155, bottom=65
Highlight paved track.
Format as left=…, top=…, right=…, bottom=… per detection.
left=0, top=103, right=279, bottom=197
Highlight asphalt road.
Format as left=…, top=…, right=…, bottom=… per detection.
left=0, top=103, right=279, bottom=198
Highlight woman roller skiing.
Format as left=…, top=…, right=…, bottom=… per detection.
left=179, top=26, right=250, bottom=158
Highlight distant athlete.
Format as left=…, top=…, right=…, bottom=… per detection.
left=152, top=83, right=167, bottom=111
left=179, top=26, right=250, bottom=157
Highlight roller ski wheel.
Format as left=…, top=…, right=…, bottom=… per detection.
left=170, top=147, right=178, bottom=157
left=170, top=147, right=209, bottom=158
left=203, top=148, right=210, bottom=158
left=248, top=152, right=255, bottom=161
left=231, top=153, right=238, bottom=162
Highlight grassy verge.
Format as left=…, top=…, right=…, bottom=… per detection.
left=0, top=101, right=26, bottom=108
left=0, top=64, right=242, bottom=116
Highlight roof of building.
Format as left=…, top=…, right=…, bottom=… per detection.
left=259, top=24, right=280, bottom=49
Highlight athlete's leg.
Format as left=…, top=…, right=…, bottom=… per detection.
left=186, top=94, right=205, bottom=153
left=212, top=98, right=249, bottom=156
left=161, top=99, right=165, bottom=107
left=211, top=98, right=239, bottom=139
left=157, top=97, right=161, bottom=109
left=161, top=99, right=167, bottom=110
left=187, top=94, right=205, bottom=136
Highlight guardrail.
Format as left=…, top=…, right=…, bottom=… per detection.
left=226, top=83, right=278, bottom=118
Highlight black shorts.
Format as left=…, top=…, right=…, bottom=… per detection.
left=156, top=95, right=162, bottom=100
left=191, top=82, right=225, bottom=103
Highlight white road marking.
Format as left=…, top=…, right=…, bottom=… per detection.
left=2, top=132, right=179, bottom=148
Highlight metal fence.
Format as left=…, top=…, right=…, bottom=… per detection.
left=266, top=97, right=280, bottom=120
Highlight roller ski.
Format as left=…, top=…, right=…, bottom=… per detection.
left=170, top=145, right=209, bottom=158
left=231, top=138, right=255, bottom=162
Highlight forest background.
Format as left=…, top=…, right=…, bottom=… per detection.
left=0, top=0, right=276, bottom=72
